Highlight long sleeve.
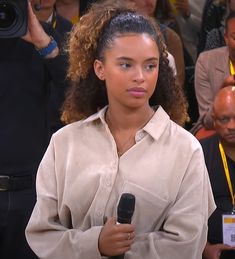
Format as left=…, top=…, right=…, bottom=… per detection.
left=25, top=137, right=103, bottom=259
left=126, top=147, right=215, bottom=259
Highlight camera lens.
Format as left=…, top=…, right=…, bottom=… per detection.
left=0, top=0, right=28, bottom=38
left=0, top=3, right=17, bottom=29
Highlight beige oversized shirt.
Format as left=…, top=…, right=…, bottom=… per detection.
left=26, top=106, right=215, bottom=259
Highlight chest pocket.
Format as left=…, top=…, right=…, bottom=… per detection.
left=120, top=181, right=169, bottom=233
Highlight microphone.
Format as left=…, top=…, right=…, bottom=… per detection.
left=112, top=193, right=135, bottom=259
left=117, top=193, right=135, bottom=224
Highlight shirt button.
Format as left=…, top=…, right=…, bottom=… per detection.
left=136, top=132, right=145, bottom=142
left=96, top=210, right=102, bottom=217
left=105, top=177, right=111, bottom=187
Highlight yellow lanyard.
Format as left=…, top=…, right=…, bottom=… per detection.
left=230, top=60, right=235, bottom=75
left=219, top=142, right=235, bottom=208
left=52, top=11, right=57, bottom=29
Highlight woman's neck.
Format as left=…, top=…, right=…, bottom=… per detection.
left=106, top=106, right=155, bottom=131
left=106, top=105, right=155, bottom=156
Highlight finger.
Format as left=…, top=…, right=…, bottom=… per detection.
left=126, top=231, right=135, bottom=241
left=114, top=239, right=135, bottom=250
left=105, top=217, right=117, bottom=226
left=116, top=231, right=135, bottom=242
left=115, top=223, right=135, bottom=233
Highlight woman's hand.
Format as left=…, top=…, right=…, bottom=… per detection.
left=203, top=242, right=234, bottom=259
left=98, top=217, right=135, bottom=257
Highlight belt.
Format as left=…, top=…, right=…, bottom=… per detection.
left=0, top=174, right=33, bottom=191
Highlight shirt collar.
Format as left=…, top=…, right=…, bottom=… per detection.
left=82, top=105, right=171, bottom=141
left=82, top=106, right=108, bottom=124
left=144, top=106, right=170, bottom=141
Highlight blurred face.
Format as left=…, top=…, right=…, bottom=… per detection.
left=128, top=0, right=157, bottom=16
left=229, top=0, right=235, bottom=12
left=213, top=90, right=235, bottom=144
left=94, top=33, right=159, bottom=111
left=225, top=18, right=235, bottom=60
left=31, top=0, right=56, bottom=10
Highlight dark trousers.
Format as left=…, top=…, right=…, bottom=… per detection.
left=0, top=179, right=38, bottom=259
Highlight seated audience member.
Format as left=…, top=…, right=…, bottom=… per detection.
left=25, top=1, right=215, bottom=258
left=192, top=11, right=235, bottom=137
left=200, top=86, right=235, bottom=259
left=56, top=0, right=79, bottom=24
left=204, top=0, right=235, bottom=52
left=128, top=0, right=185, bottom=89
left=0, top=2, right=67, bottom=258
left=154, top=0, right=182, bottom=36
left=198, top=0, right=227, bottom=55
left=171, top=0, right=206, bottom=63
left=153, top=0, right=199, bottom=129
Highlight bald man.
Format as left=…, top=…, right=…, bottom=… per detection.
left=200, top=86, right=235, bottom=259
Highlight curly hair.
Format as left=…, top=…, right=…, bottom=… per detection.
left=62, top=0, right=188, bottom=126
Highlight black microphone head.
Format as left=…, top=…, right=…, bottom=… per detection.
left=117, top=193, right=135, bottom=224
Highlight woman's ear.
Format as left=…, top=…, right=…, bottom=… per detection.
left=94, top=59, right=105, bottom=80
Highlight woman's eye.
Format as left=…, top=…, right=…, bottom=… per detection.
left=145, top=64, right=157, bottom=71
left=120, top=63, right=131, bottom=69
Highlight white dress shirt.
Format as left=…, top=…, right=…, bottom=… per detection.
left=26, top=106, right=215, bottom=259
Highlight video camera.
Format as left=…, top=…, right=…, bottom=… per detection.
left=0, top=0, right=27, bottom=38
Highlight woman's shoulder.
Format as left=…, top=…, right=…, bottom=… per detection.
left=158, top=117, right=203, bottom=158
left=51, top=120, right=84, bottom=142
left=153, top=107, right=202, bottom=151
left=52, top=109, right=105, bottom=141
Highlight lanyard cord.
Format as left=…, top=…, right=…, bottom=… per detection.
left=51, top=9, right=57, bottom=29
left=219, top=142, right=235, bottom=210
left=230, top=60, right=235, bottom=75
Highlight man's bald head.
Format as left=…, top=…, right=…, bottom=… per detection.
left=212, top=86, right=235, bottom=144
left=213, top=86, right=235, bottom=113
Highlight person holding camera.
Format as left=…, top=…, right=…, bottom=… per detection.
left=0, top=1, right=70, bottom=258
left=31, top=0, right=73, bottom=134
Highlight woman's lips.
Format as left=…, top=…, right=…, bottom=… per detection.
left=127, top=87, right=146, bottom=98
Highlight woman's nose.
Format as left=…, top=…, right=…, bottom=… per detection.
left=133, top=67, right=145, bottom=84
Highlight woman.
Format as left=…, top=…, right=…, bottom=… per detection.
left=26, top=1, right=215, bottom=258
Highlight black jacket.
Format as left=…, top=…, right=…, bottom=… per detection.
left=0, top=19, right=71, bottom=175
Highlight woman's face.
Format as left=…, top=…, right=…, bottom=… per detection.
left=94, top=33, right=159, bottom=111
left=128, top=0, right=157, bottom=16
